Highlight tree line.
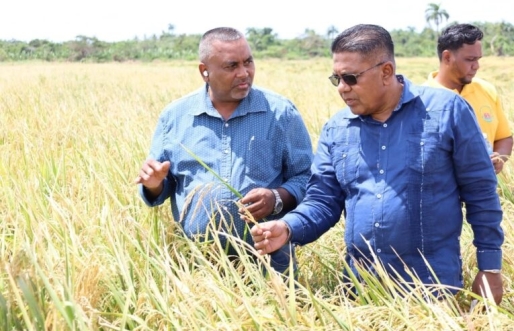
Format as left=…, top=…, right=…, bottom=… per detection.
left=1, top=21, right=513, bottom=62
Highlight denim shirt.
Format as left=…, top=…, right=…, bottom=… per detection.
left=284, top=76, right=503, bottom=289
left=139, top=84, right=313, bottom=246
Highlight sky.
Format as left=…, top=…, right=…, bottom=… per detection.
left=1, top=0, right=514, bottom=42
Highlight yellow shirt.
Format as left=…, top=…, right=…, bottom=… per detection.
left=425, top=71, right=512, bottom=146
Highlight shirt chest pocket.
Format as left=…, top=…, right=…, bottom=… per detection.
left=245, top=139, right=281, bottom=180
left=332, top=143, right=360, bottom=187
left=407, top=133, right=448, bottom=174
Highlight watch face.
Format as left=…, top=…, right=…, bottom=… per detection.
left=276, top=201, right=283, bottom=213
left=272, top=189, right=283, bottom=214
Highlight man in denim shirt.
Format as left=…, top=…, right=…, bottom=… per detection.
left=251, top=24, right=503, bottom=303
left=136, top=27, right=313, bottom=274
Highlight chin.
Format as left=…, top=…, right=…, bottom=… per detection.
left=231, top=92, right=250, bottom=101
left=348, top=107, right=365, bottom=116
left=459, top=77, right=472, bottom=85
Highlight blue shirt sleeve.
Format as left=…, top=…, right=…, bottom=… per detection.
left=138, top=113, right=175, bottom=206
left=449, top=95, right=504, bottom=270
left=279, top=103, right=314, bottom=205
left=284, top=120, right=345, bottom=244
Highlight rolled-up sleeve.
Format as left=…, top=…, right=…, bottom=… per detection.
left=138, top=112, right=176, bottom=207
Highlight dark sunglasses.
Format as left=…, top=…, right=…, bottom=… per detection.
left=328, top=61, right=386, bottom=87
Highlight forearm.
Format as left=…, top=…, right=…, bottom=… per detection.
left=139, top=178, right=173, bottom=206
left=283, top=170, right=345, bottom=245
left=493, top=136, right=513, bottom=161
left=279, top=171, right=310, bottom=207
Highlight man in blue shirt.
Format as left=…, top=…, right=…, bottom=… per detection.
left=135, top=27, right=313, bottom=274
left=251, top=24, right=503, bottom=303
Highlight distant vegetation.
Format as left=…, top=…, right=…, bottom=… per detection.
left=1, top=21, right=514, bottom=62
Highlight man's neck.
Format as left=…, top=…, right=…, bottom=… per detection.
left=209, top=90, right=241, bottom=120
left=435, top=71, right=464, bottom=93
left=371, top=82, right=404, bottom=123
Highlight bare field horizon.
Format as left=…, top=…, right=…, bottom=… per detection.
left=1, top=58, right=513, bottom=330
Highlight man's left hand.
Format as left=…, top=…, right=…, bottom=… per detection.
left=471, top=271, right=503, bottom=305
left=490, top=152, right=504, bottom=174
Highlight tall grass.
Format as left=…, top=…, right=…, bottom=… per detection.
left=1, top=58, right=513, bottom=330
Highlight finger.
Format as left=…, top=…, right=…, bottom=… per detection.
left=239, top=196, right=250, bottom=205
left=250, top=225, right=264, bottom=236
left=240, top=214, right=255, bottom=223
left=142, top=162, right=156, bottom=177
left=253, top=237, right=268, bottom=249
left=138, top=170, right=152, bottom=182
left=134, top=176, right=142, bottom=184
left=238, top=201, right=252, bottom=213
left=146, top=159, right=169, bottom=173
left=158, top=160, right=171, bottom=173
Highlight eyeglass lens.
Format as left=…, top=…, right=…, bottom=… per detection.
left=329, top=74, right=358, bottom=87
left=329, top=61, right=385, bottom=87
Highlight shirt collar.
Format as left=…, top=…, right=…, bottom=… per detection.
left=340, top=74, right=415, bottom=119
left=189, top=84, right=266, bottom=118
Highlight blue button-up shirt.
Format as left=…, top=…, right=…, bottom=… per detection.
left=140, top=84, right=313, bottom=246
left=284, top=76, right=503, bottom=289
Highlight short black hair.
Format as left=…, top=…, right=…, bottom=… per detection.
left=331, top=24, right=395, bottom=63
left=437, top=24, right=483, bottom=61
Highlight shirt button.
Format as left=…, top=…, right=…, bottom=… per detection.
left=223, top=177, right=228, bottom=181
left=377, top=248, right=382, bottom=253
left=374, top=222, right=379, bottom=227
left=381, top=145, right=386, bottom=150
left=225, top=123, right=229, bottom=127
left=342, top=153, right=347, bottom=158
left=379, top=169, right=384, bottom=174
left=420, top=141, right=425, bottom=146
left=224, top=149, right=229, bottom=154
left=376, top=193, right=382, bottom=199
left=383, top=123, right=388, bottom=128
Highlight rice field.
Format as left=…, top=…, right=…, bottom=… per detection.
left=1, top=57, right=513, bottom=330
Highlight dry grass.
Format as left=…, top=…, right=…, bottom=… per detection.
left=1, top=58, right=513, bottom=330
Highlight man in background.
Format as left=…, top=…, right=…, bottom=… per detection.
left=136, top=27, right=313, bottom=274
left=425, top=23, right=512, bottom=174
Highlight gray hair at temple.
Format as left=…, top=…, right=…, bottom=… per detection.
left=199, top=27, right=246, bottom=62
left=331, top=24, right=395, bottom=65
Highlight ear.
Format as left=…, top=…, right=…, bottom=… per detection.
left=381, top=62, right=395, bottom=84
left=441, top=50, right=452, bottom=64
left=199, top=63, right=208, bottom=80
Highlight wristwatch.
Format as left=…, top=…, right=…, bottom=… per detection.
left=482, top=269, right=501, bottom=274
left=271, top=189, right=283, bottom=215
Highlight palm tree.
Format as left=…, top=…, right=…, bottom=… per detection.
left=326, top=25, right=339, bottom=40
left=425, top=3, right=449, bottom=35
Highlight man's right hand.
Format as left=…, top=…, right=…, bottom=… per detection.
left=135, top=159, right=171, bottom=196
left=251, top=220, right=290, bottom=255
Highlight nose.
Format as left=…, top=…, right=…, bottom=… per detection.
left=236, top=66, right=249, bottom=77
left=337, top=80, right=352, bottom=93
